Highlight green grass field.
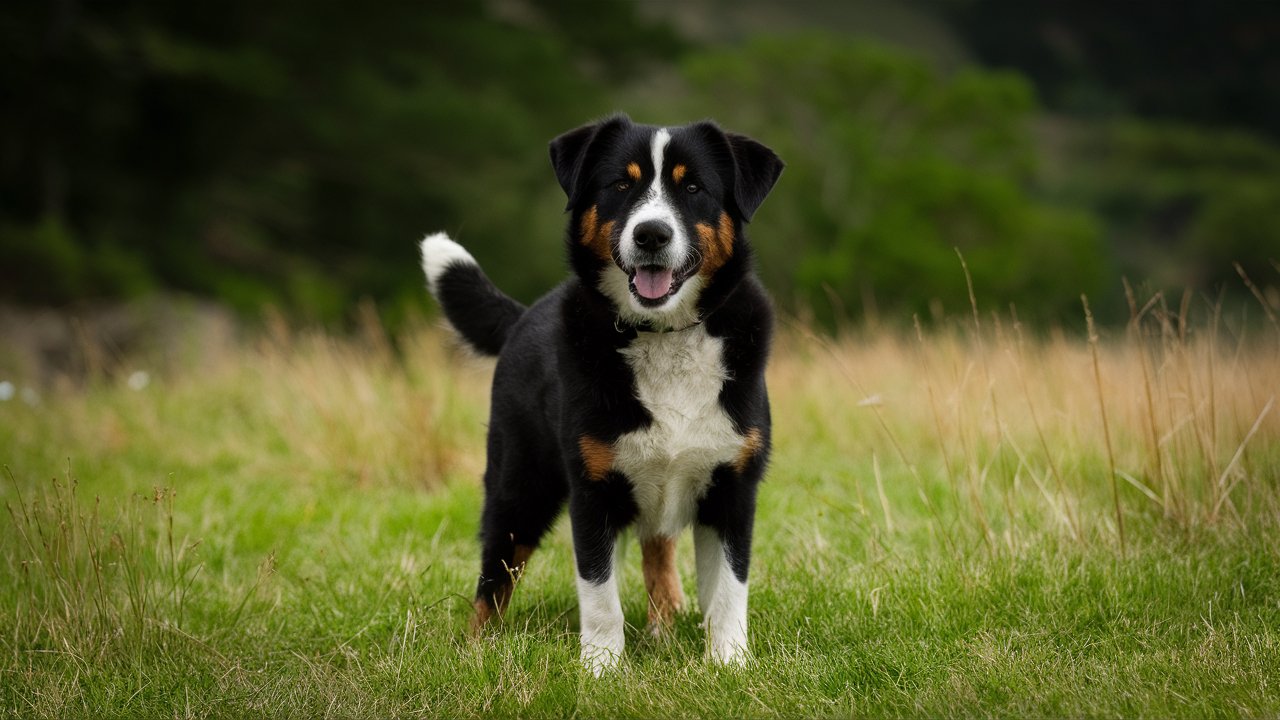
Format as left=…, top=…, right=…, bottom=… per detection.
left=3, top=302, right=1279, bottom=718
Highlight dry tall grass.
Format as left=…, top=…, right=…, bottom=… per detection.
left=6, top=291, right=1278, bottom=552
left=772, top=295, right=1279, bottom=554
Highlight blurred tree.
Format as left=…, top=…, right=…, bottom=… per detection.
left=940, top=0, right=1280, bottom=140
left=939, top=0, right=1280, bottom=313
left=0, top=0, right=681, bottom=320
left=1056, top=120, right=1280, bottom=297
left=5, top=1, right=1274, bottom=328
left=681, top=36, right=1106, bottom=326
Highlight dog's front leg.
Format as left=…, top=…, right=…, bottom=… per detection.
left=695, top=466, right=759, bottom=665
left=694, top=524, right=750, bottom=664
left=570, top=491, right=626, bottom=675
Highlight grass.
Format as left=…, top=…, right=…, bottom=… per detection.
left=1, top=293, right=1279, bottom=718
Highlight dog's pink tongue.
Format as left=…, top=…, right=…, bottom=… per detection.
left=633, top=267, right=674, bottom=299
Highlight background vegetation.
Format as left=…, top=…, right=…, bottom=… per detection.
left=3, top=0, right=1277, bottom=326
left=3, top=300, right=1278, bottom=716
left=3, top=2, right=1280, bottom=716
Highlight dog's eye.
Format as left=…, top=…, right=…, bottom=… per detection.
left=685, top=183, right=700, bottom=194
left=614, top=180, right=632, bottom=192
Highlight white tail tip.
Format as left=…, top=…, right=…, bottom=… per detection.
left=420, top=232, right=477, bottom=295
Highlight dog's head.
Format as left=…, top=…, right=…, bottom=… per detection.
left=550, top=115, right=783, bottom=329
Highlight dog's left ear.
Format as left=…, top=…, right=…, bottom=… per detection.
left=690, top=121, right=784, bottom=222
left=549, top=115, right=629, bottom=210
left=725, top=132, right=785, bottom=222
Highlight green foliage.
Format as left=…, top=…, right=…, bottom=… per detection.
left=944, top=1, right=1280, bottom=142
left=0, top=218, right=154, bottom=301
left=0, top=1, right=681, bottom=319
left=681, top=36, right=1107, bottom=325
left=3, top=4, right=1277, bottom=326
left=1059, top=120, right=1280, bottom=295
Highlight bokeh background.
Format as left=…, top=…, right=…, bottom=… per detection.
left=4, top=0, right=1279, bottom=329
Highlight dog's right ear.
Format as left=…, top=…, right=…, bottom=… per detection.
left=549, top=115, right=629, bottom=210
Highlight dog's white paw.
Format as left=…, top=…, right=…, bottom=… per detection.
left=581, top=641, right=624, bottom=677
left=707, top=629, right=750, bottom=666
left=577, top=573, right=625, bottom=676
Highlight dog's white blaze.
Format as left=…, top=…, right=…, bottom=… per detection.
left=419, top=232, right=476, bottom=296
left=619, top=131, right=689, bottom=270
left=649, top=127, right=671, bottom=184
left=576, top=569, right=625, bottom=675
left=619, top=129, right=684, bottom=267
left=695, top=524, right=749, bottom=664
left=614, top=325, right=745, bottom=538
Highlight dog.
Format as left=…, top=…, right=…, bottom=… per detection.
left=420, top=114, right=783, bottom=673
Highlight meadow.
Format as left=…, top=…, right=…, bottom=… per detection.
left=2, top=292, right=1279, bottom=718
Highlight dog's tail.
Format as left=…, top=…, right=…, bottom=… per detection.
left=420, top=232, right=526, bottom=357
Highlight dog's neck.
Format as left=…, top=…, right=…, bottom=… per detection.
left=612, top=313, right=704, bottom=335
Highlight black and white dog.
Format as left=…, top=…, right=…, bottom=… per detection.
left=420, top=115, right=783, bottom=673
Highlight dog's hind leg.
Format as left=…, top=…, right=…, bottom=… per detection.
left=641, top=535, right=685, bottom=635
left=471, top=535, right=535, bottom=633
left=471, top=462, right=566, bottom=633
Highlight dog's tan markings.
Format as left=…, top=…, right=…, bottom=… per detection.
left=580, top=205, right=598, bottom=245
left=697, top=211, right=736, bottom=277
left=470, top=598, right=493, bottom=633
left=627, top=162, right=642, bottom=181
left=672, top=163, right=687, bottom=184
left=641, top=535, right=684, bottom=632
left=717, top=211, right=734, bottom=256
left=695, top=222, right=716, bottom=247
left=512, top=544, right=534, bottom=576
left=579, top=206, right=614, bottom=262
left=594, top=220, right=615, bottom=261
left=578, top=435, right=615, bottom=481
left=734, top=427, right=763, bottom=474
left=469, top=543, right=536, bottom=634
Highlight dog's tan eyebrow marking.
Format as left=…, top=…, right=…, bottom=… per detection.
left=627, top=162, right=642, bottom=181
left=734, top=427, right=763, bottom=474
left=578, top=435, right=615, bottom=481
left=672, top=164, right=686, bottom=184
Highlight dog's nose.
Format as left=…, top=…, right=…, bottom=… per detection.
left=633, top=220, right=672, bottom=250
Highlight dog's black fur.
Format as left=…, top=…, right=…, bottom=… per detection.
left=422, top=114, right=782, bottom=666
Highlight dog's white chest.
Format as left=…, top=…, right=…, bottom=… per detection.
left=614, top=326, right=742, bottom=537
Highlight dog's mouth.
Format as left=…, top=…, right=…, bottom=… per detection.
left=627, top=264, right=692, bottom=307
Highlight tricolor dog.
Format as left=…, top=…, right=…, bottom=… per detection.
left=420, top=115, right=783, bottom=673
